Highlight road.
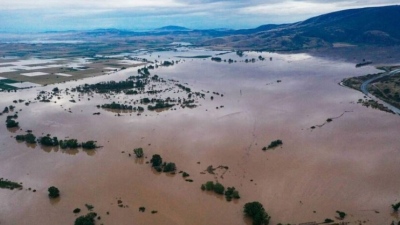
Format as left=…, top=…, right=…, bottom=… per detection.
left=360, top=68, right=400, bottom=115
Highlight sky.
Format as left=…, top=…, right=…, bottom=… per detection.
left=0, top=0, right=398, bottom=32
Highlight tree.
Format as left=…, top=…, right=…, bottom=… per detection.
left=163, top=162, right=176, bottom=172
left=48, top=186, right=60, bottom=198
left=204, top=181, right=214, bottom=191
left=336, top=210, right=346, bottom=219
left=133, top=148, right=144, bottom=158
left=82, top=141, right=97, bottom=149
left=214, top=183, right=225, bottom=195
left=6, top=119, right=19, bottom=128
left=25, top=133, right=37, bottom=144
left=392, top=202, right=400, bottom=212
left=150, top=154, right=162, bottom=168
left=244, top=202, right=270, bottom=225
left=74, top=212, right=96, bottom=225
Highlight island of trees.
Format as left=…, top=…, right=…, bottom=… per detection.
left=200, top=181, right=240, bottom=201
left=15, top=133, right=98, bottom=150
left=150, top=154, right=176, bottom=173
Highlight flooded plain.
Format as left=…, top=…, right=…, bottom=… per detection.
left=1, top=50, right=400, bottom=225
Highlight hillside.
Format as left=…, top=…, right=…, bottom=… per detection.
left=202, top=5, right=400, bottom=50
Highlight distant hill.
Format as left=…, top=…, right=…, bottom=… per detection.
left=155, top=26, right=191, bottom=31
left=201, top=5, right=400, bottom=50
left=4, top=5, right=399, bottom=51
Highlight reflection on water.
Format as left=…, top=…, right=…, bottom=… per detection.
left=49, top=197, right=60, bottom=205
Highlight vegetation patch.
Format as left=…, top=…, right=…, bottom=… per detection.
left=243, top=201, right=271, bottom=225
left=74, top=212, right=97, bottom=225
left=262, top=139, right=283, bottom=150
left=150, top=154, right=176, bottom=173
left=48, top=186, right=60, bottom=198
left=201, top=181, right=240, bottom=201
left=0, top=178, right=22, bottom=190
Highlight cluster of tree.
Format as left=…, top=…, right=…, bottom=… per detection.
left=39, top=135, right=59, bottom=146
left=175, top=84, right=191, bottom=93
left=16, top=133, right=37, bottom=144
left=262, top=139, right=283, bottom=150
left=0, top=178, right=22, bottom=190
left=74, top=80, right=140, bottom=93
left=99, top=102, right=133, bottom=110
left=74, top=212, right=97, bottom=225
left=245, top=58, right=256, bottom=63
left=138, top=67, right=150, bottom=75
left=59, top=139, right=97, bottom=149
left=243, top=202, right=271, bottom=225
left=4, top=107, right=19, bottom=128
left=17, top=133, right=97, bottom=150
left=148, top=102, right=175, bottom=111
left=162, top=61, right=174, bottom=66
left=201, top=181, right=240, bottom=201
left=211, top=57, right=222, bottom=62
left=182, top=99, right=197, bottom=108
left=125, top=90, right=138, bottom=95
left=150, top=154, right=176, bottom=173
left=236, top=51, right=244, bottom=57
left=6, top=118, right=19, bottom=128
left=48, top=186, right=60, bottom=198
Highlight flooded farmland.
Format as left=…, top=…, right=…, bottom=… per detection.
left=1, top=49, right=400, bottom=225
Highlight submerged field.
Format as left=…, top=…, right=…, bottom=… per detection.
left=0, top=48, right=400, bottom=225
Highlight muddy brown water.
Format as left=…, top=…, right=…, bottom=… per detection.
left=0, top=51, right=400, bottom=225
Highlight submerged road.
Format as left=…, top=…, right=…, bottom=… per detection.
left=360, top=68, right=400, bottom=115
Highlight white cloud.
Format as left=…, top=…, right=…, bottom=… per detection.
left=240, top=1, right=344, bottom=16
left=0, top=0, right=186, bottom=10
left=239, top=0, right=399, bottom=16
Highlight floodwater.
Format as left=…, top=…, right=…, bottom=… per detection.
left=1, top=50, right=400, bottom=225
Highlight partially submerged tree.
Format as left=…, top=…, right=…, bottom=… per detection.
left=48, top=186, right=60, bottom=198
left=133, top=148, right=144, bottom=158
left=244, top=201, right=270, bottom=225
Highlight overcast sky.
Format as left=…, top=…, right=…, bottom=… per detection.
left=0, top=0, right=398, bottom=32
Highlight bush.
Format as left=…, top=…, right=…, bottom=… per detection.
left=48, top=186, right=60, bottom=198
left=73, top=208, right=81, bottom=213
left=225, top=187, right=240, bottom=201
left=74, top=212, right=96, bottom=225
left=133, top=148, right=144, bottom=158
left=324, top=218, right=334, bottom=223
left=182, top=172, right=190, bottom=178
left=163, top=162, right=176, bottom=173
left=82, top=141, right=97, bottom=149
left=150, top=154, right=163, bottom=168
left=0, top=178, right=23, bottom=189
left=6, top=119, right=19, bottom=128
left=392, top=202, right=400, bottom=212
left=39, top=136, right=59, bottom=146
left=205, top=181, right=214, bottom=191
left=336, top=210, right=346, bottom=219
left=214, top=183, right=225, bottom=195
left=266, top=140, right=283, bottom=149
left=59, top=139, right=80, bottom=149
left=244, top=202, right=270, bottom=225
